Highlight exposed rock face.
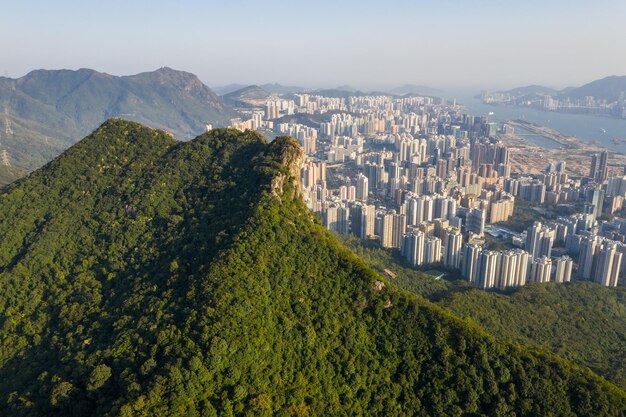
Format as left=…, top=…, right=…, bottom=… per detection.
left=268, top=136, right=304, bottom=200
left=372, top=281, right=385, bottom=292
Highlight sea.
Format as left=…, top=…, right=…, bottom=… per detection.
left=449, top=93, right=626, bottom=154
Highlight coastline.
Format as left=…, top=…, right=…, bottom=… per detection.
left=456, top=94, right=626, bottom=153
left=496, top=120, right=626, bottom=177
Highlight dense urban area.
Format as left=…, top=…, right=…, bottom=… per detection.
left=226, top=93, right=626, bottom=290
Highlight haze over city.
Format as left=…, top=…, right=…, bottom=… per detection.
left=3, top=0, right=626, bottom=90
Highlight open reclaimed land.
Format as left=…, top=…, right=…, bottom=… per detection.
left=500, top=119, right=626, bottom=176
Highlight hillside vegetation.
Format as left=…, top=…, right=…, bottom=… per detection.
left=0, top=121, right=624, bottom=416
left=339, top=234, right=626, bottom=390
left=442, top=283, right=626, bottom=389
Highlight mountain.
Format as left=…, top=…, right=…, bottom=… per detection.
left=490, top=77, right=626, bottom=103
left=0, top=164, right=26, bottom=187
left=260, top=83, right=306, bottom=94
left=388, top=84, right=442, bottom=96
left=558, top=75, right=626, bottom=102
left=0, top=67, right=236, bottom=173
left=214, top=83, right=249, bottom=95
left=310, top=89, right=373, bottom=99
left=335, top=84, right=358, bottom=93
left=0, top=120, right=625, bottom=416
left=216, top=84, right=307, bottom=95
left=223, top=85, right=272, bottom=108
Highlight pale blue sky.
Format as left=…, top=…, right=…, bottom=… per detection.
left=2, top=0, right=626, bottom=90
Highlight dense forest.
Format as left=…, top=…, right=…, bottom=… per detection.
left=0, top=120, right=625, bottom=416
left=339, top=234, right=626, bottom=390
left=443, top=282, right=626, bottom=388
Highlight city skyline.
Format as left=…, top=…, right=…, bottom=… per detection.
left=288, top=92, right=625, bottom=289
left=3, top=0, right=626, bottom=90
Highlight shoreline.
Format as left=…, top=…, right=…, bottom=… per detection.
left=496, top=120, right=626, bottom=177
left=480, top=100, right=625, bottom=121
left=457, top=95, right=626, bottom=153
left=507, top=120, right=582, bottom=149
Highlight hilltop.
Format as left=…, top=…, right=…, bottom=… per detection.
left=223, top=85, right=273, bottom=108
left=557, top=75, right=626, bottom=102
left=215, top=83, right=306, bottom=95
left=0, top=67, right=236, bottom=174
left=0, top=120, right=624, bottom=416
left=260, top=83, right=307, bottom=94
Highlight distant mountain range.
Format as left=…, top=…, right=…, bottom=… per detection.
left=557, top=76, right=626, bottom=102
left=0, top=67, right=236, bottom=180
left=387, top=84, right=443, bottom=96
left=308, top=86, right=441, bottom=99
left=216, top=83, right=443, bottom=97
left=215, top=83, right=306, bottom=95
left=334, top=84, right=358, bottom=93
left=0, top=164, right=26, bottom=187
left=306, top=84, right=443, bottom=97
left=497, top=76, right=626, bottom=102
left=213, top=83, right=248, bottom=95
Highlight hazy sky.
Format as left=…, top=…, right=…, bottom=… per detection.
left=2, top=0, right=626, bottom=91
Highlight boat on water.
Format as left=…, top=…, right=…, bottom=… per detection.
left=611, top=138, right=626, bottom=144
left=600, top=128, right=607, bottom=134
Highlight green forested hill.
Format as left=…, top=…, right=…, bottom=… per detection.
left=441, top=283, right=626, bottom=389
left=0, top=120, right=625, bottom=416
left=338, top=235, right=626, bottom=390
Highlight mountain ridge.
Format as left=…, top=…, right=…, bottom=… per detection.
left=0, top=67, right=237, bottom=177
left=492, top=76, right=626, bottom=102
left=504, top=85, right=561, bottom=96
left=557, top=75, right=626, bottom=102
left=388, top=84, right=442, bottom=96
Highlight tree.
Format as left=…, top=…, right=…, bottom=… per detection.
left=87, top=365, right=112, bottom=391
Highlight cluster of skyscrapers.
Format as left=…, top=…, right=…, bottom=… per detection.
left=230, top=89, right=626, bottom=290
